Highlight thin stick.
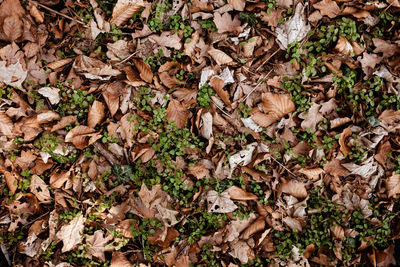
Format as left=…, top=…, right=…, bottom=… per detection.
left=115, top=51, right=137, bottom=66
left=255, top=49, right=280, bottom=72
left=31, top=1, right=87, bottom=26
left=212, top=99, right=232, bottom=118
left=242, top=69, right=273, bottom=103
left=270, top=156, right=298, bottom=178
left=22, top=211, right=50, bottom=229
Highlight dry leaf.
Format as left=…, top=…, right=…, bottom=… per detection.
left=225, top=186, right=258, bottom=201
left=210, top=77, right=231, bottom=108
left=207, top=190, right=238, bottom=213
left=0, top=60, right=27, bottom=88
left=38, top=87, right=60, bottom=105
left=88, top=101, right=105, bottom=128
left=213, top=12, right=241, bottom=34
left=150, top=31, right=182, bottom=50
left=241, top=217, right=265, bottom=239
left=228, top=0, right=245, bottom=11
left=313, top=0, right=341, bottom=18
left=208, top=48, right=233, bottom=65
left=261, top=92, right=295, bottom=126
left=276, top=3, right=311, bottom=49
left=335, top=35, right=353, bottom=56
left=111, top=0, right=145, bottom=27
left=86, top=230, right=112, bottom=261
left=166, top=99, right=189, bottom=129
left=229, top=240, right=255, bottom=264
left=0, top=112, right=14, bottom=137
left=298, top=104, right=324, bottom=133
left=110, top=251, right=132, bottom=267
left=30, top=175, right=52, bottom=203
left=133, top=59, right=153, bottom=83
left=387, top=174, right=400, bottom=198
left=281, top=180, right=308, bottom=198
left=56, top=214, right=85, bottom=252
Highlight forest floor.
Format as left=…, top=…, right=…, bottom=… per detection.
left=0, top=0, right=400, bottom=266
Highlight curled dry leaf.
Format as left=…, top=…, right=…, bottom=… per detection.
left=46, top=58, right=74, bottom=70
left=339, top=127, right=352, bottom=155
left=335, top=35, right=353, bottom=56
left=0, top=60, right=27, bottom=88
left=88, top=101, right=105, bottom=128
left=281, top=180, right=308, bottom=198
left=298, top=103, right=324, bottom=133
left=208, top=48, right=233, bottom=65
left=241, top=217, right=265, bottom=239
left=330, top=117, right=351, bottom=129
left=282, top=217, right=302, bottom=231
left=133, top=59, right=153, bottom=83
left=110, top=0, right=145, bottom=27
left=210, top=77, right=231, bottom=108
left=298, top=168, right=324, bottom=180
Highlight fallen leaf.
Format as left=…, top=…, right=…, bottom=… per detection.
left=133, top=59, right=153, bottom=83
left=0, top=60, right=27, bottom=88
left=281, top=180, right=308, bottom=198
left=213, top=12, right=241, bottom=34
left=335, top=35, right=353, bottom=56
left=88, top=100, right=105, bottom=128
left=86, top=230, right=112, bottom=261
left=228, top=0, right=245, bottom=11
left=56, top=214, right=85, bottom=252
left=262, top=92, right=295, bottom=124
left=276, top=3, right=311, bottom=50
left=207, top=190, right=238, bottom=213
left=110, top=0, right=145, bottom=27
left=229, top=240, right=255, bottom=264
left=210, top=77, right=231, bottom=108
left=110, top=251, right=132, bottom=267
left=150, top=31, right=182, bottom=50
left=387, top=174, right=400, bottom=198
left=0, top=112, right=14, bottom=137
left=225, top=186, right=258, bottom=201
left=30, top=175, right=52, bottom=203
left=373, top=38, right=400, bottom=57
left=298, top=103, right=324, bottom=133
left=313, top=0, right=341, bottom=18
left=38, top=87, right=60, bottom=105
left=166, top=99, right=189, bottom=129
left=208, top=48, right=234, bottom=65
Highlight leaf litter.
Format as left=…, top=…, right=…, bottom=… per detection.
left=0, top=0, right=399, bottom=266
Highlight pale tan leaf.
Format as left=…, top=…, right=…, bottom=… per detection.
left=30, top=175, right=52, bottom=203
left=208, top=48, right=233, bottom=65
left=86, top=230, right=112, bottom=261
left=133, top=59, right=153, bottom=83
left=51, top=116, right=77, bottom=132
left=166, top=99, right=189, bottom=129
left=298, top=103, right=324, bottom=133
left=314, top=0, right=341, bottom=18
left=56, top=214, right=85, bottom=252
left=281, top=180, right=307, bottom=198
left=38, top=87, right=60, bottom=105
left=251, top=111, right=278, bottom=128
left=187, top=164, right=209, bottom=179
left=207, top=190, right=237, bottom=213
left=282, top=217, right=302, bottom=231
left=88, top=101, right=105, bottom=128
left=335, top=35, right=353, bottom=55
left=37, top=111, right=60, bottom=124
left=46, top=58, right=74, bottom=70
left=111, top=0, right=145, bottom=27
left=225, top=186, right=258, bottom=201
left=330, top=117, right=351, bottom=129
left=213, top=12, right=241, bottom=34
left=228, top=0, right=245, bottom=11
left=332, top=225, right=344, bottom=241
left=3, top=171, right=18, bottom=195
left=0, top=112, right=14, bottom=136
left=29, top=5, right=44, bottom=23
left=184, top=31, right=199, bottom=57
left=298, top=168, right=324, bottom=180
left=229, top=240, right=255, bottom=264
left=0, top=60, right=27, bottom=88
left=387, top=174, right=400, bottom=198
left=149, top=31, right=182, bottom=50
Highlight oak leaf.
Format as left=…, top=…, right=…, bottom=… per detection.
left=86, top=230, right=112, bottom=261
left=207, top=190, right=238, bottom=213
left=56, top=214, right=85, bottom=252
left=213, top=12, right=241, bottom=34
left=313, top=0, right=341, bottom=18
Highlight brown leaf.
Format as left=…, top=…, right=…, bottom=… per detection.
left=110, top=0, right=145, bottom=27
left=262, top=92, right=295, bottom=123
left=3, top=170, right=18, bottom=195
left=208, top=48, right=233, bottom=65
left=314, top=0, right=341, bottom=18
left=159, top=72, right=182, bottom=89
left=330, top=117, right=351, bottom=129
left=335, top=35, right=353, bottom=56
left=3, top=15, right=22, bottom=42
left=298, top=103, right=324, bottom=133
left=86, top=230, right=112, bottom=261
left=46, top=58, right=74, bottom=70
left=228, top=0, right=246, bottom=11
left=51, top=116, right=77, bottom=132
left=229, top=240, right=255, bottom=264
left=30, top=175, right=52, bottom=204
left=184, top=31, right=199, bottom=58
left=210, top=77, right=231, bottom=108
left=0, top=112, right=14, bottom=137
left=88, top=101, right=105, bottom=128
left=110, top=251, right=132, bottom=267
left=298, top=168, right=324, bottom=180
left=166, top=99, right=189, bottom=129
left=133, top=59, right=153, bottom=83
left=260, top=9, right=284, bottom=27
left=15, top=150, right=37, bottom=171
left=387, top=174, right=400, bottom=198
left=339, top=127, right=352, bottom=155
left=241, top=217, right=265, bottom=239
left=187, top=164, right=209, bottom=179
left=358, top=52, right=382, bottom=76
left=225, top=186, right=258, bottom=201
left=150, top=31, right=182, bottom=50
left=207, top=190, right=238, bottom=213
left=374, top=140, right=391, bottom=168
left=50, top=171, right=71, bottom=189
left=29, top=5, right=44, bottom=23
left=65, top=125, right=96, bottom=149
left=213, top=12, right=241, bottom=34
left=373, top=38, right=400, bottom=58
left=332, top=225, right=344, bottom=241
left=281, top=180, right=308, bottom=198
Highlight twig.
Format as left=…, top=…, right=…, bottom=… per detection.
left=93, top=142, right=119, bottom=166
left=242, top=69, right=273, bottom=103
left=255, top=49, right=280, bottom=72
left=114, top=51, right=137, bottom=66
left=270, top=156, right=298, bottom=178
left=31, top=1, right=87, bottom=26
left=212, top=99, right=232, bottom=118
left=22, top=211, right=50, bottom=229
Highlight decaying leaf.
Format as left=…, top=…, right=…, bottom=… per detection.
left=208, top=48, right=234, bottom=65
left=207, top=190, right=238, bottom=213
left=281, top=180, right=308, bottom=198
left=111, top=0, right=145, bottom=27
left=213, top=12, right=241, bottom=34
left=56, top=214, right=85, bottom=252
left=313, top=0, right=341, bottom=18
